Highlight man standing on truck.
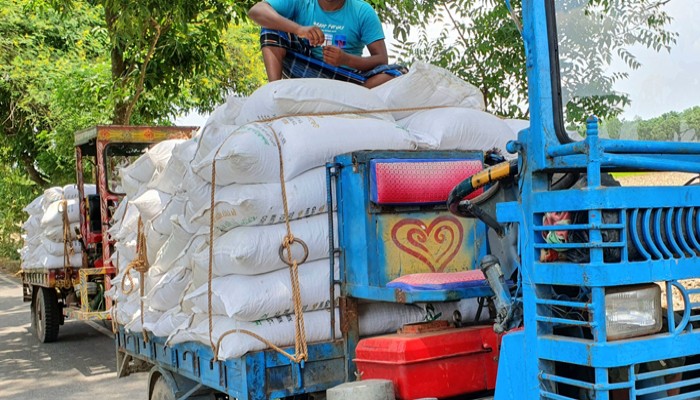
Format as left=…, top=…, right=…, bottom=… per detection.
left=248, top=0, right=405, bottom=88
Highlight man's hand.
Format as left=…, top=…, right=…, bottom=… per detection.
left=296, top=26, right=325, bottom=46
left=323, top=46, right=347, bottom=67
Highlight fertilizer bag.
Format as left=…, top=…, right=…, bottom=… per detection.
left=189, top=167, right=330, bottom=231
left=192, top=214, right=335, bottom=275
left=235, top=79, right=392, bottom=125
left=193, top=115, right=417, bottom=185
left=401, top=107, right=517, bottom=158
left=186, top=258, right=338, bottom=321
left=372, top=62, right=485, bottom=120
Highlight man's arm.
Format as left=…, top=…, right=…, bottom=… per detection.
left=248, top=2, right=325, bottom=46
left=322, top=39, right=389, bottom=71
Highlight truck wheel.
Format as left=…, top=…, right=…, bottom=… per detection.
left=34, top=287, right=60, bottom=343
left=150, top=376, right=176, bottom=400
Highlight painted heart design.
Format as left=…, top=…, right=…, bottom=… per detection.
left=390, top=216, right=464, bottom=272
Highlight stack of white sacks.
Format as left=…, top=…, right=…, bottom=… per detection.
left=107, top=62, right=524, bottom=360
left=20, top=184, right=97, bottom=271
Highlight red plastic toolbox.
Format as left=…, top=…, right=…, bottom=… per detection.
left=354, top=324, right=501, bottom=399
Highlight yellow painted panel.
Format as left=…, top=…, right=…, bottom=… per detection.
left=97, top=128, right=192, bottom=143
left=379, top=212, right=477, bottom=279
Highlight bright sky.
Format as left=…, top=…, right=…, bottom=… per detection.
left=611, top=0, right=700, bottom=120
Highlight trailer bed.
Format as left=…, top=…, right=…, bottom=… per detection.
left=116, top=326, right=346, bottom=400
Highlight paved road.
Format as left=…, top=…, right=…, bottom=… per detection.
left=0, top=273, right=147, bottom=400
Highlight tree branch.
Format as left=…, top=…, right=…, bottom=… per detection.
left=122, top=18, right=166, bottom=125
left=442, top=4, right=489, bottom=108
left=20, top=154, right=49, bottom=188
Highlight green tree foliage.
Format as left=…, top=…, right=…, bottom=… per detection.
left=0, top=0, right=265, bottom=258
left=556, top=0, right=676, bottom=127
left=638, top=106, right=700, bottom=142
left=0, top=0, right=109, bottom=187
left=46, top=0, right=261, bottom=124
left=377, top=0, right=676, bottom=124
left=597, top=106, right=700, bottom=142
left=1, top=0, right=264, bottom=188
left=0, top=167, right=40, bottom=259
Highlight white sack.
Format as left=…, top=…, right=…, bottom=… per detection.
left=372, top=62, right=485, bottom=120
left=112, top=243, right=137, bottom=270
left=168, top=309, right=338, bottom=359
left=24, top=234, right=41, bottom=249
left=148, top=139, right=184, bottom=173
left=106, top=268, right=140, bottom=302
left=125, top=308, right=163, bottom=333
left=190, top=167, right=330, bottom=231
left=401, top=107, right=516, bottom=158
left=193, top=96, right=244, bottom=164
left=235, top=79, right=392, bottom=125
left=44, top=223, right=80, bottom=242
left=148, top=140, right=197, bottom=194
left=192, top=214, right=336, bottom=276
left=114, top=234, right=137, bottom=258
left=41, top=199, right=80, bottom=228
left=180, top=206, right=206, bottom=234
left=22, top=215, right=41, bottom=233
left=146, top=224, right=168, bottom=266
left=40, top=237, right=82, bottom=256
left=110, top=199, right=128, bottom=230
left=151, top=194, right=187, bottom=236
left=358, top=300, right=480, bottom=337
left=23, top=195, right=44, bottom=216
left=63, top=184, right=97, bottom=200
left=144, top=308, right=193, bottom=338
left=42, top=187, right=64, bottom=209
left=503, top=118, right=531, bottom=137
left=121, top=172, right=142, bottom=198
left=193, top=115, right=417, bottom=185
left=131, top=190, right=172, bottom=223
left=145, top=265, right=192, bottom=311
left=121, top=154, right=156, bottom=183
left=40, top=252, right=82, bottom=269
left=186, top=258, right=338, bottom=321
left=114, top=204, right=140, bottom=241
left=150, top=219, right=194, bottom=276
left=119, top=139, right=182, bottom=187
left=115, top=294, right=141, bottom=325
left=21, top=244, right=42, bottom=269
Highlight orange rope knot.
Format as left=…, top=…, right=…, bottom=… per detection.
left=120, top=265, right=138, bottom=295
left=128, top=259, right=149, bottom=274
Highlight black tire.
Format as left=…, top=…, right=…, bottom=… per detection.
left=30, top=287, right=37, bottom=332
left=34, top=286, right=60, bottom=343
left=150, top=375, right=176, bottom=400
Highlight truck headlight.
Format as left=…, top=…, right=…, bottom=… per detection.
left=605, top=284, right=663, bottom=341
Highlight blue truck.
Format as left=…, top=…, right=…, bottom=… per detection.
left=115, top=0, right=700, bottom=399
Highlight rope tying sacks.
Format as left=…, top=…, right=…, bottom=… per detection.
left=203, top=105, right=466, bottom=362
left=60, top=199, right=75, bottom=289
left=208, top=123, right=309, bottom=363
left=122, top=217, right=149, bottom=342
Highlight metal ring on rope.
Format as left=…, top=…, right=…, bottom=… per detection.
left=279, top=237, right=309, bottom=266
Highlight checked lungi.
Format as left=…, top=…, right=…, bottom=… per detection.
left=260, top=29, right=406, bottom=85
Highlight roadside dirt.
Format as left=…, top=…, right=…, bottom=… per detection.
left=0, top=258, right=21, bottom=277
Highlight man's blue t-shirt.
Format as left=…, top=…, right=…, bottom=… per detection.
left=265, top=0, right=385, bottom=61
